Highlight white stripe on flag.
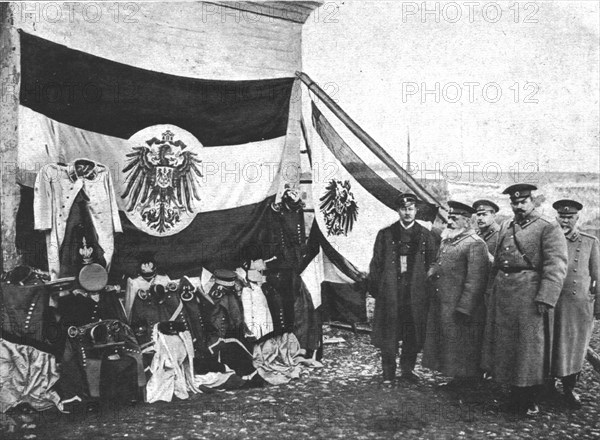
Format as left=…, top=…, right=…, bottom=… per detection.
left=322, top=251, right=354, bottom=284
left=18, top=106, right=284, bottom=213
left=300, top=250, right=324, bottom=309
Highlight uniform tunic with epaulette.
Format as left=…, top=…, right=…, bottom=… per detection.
left=478, top=222, right=501, bottom=257
left=478, top=222, right=501, bottom=302
left=551, top=230, right=600, bottom=377
left=481, top=209, right=568, bottom=386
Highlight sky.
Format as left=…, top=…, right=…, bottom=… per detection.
left=302, top=1, right=600, bottom=176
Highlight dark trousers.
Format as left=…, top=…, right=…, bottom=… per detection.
left=381, top=273, right=419, bottom=380
left=381, top=320, right=419, bottom=380
left=561, top=373, right=579, bottom=390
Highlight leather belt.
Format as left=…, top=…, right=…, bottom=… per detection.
left=498, top=267, right=538, bottom=274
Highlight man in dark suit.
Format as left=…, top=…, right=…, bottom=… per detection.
left=368, top=193, right=439, bottom=383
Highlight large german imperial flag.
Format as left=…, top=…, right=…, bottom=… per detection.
left=17, top=31, right=299, bottom=278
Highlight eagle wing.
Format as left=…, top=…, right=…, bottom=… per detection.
left=121, top=146, right=155, bottom=212
left=319, top=179, right=358, bottom=236
left=172, top=151, right=203, bottom=213
left=319, top=179, right=339, bottom=214
left=341, top=192, right=358, bottom=235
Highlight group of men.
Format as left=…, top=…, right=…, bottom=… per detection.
left=368, top=183, right=599, bottom=416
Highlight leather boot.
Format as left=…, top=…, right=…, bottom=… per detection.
left=563, top=386, right=582, bottom=409
left=562, top=374, right=582, bottom=409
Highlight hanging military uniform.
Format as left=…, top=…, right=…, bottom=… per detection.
left=237, top=263, right=274, bottom=341
left=259, top=190, right=306, bottom=336
left=34, top=159, right=122, bottom=280
left=199, top=270, right=255, bottom=377
left=198, top=270, right=245, bottom=343
left=176, top=275, right=217, bottom=371
left=263, top=277, right=294, bottom=336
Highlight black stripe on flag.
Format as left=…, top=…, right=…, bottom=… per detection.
left=112, top=196, right=275, bottom=279
left=19, top=31, right=294, bottom=146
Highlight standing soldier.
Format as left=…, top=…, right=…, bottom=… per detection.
left=482, top=183, right=568, bottom=416
left=368, top=193, right=439, bottom=383
left=473, top=199, right=501, bottom=260
left=550, top=199, right=600, bottom=408
left=422, top=201, right=489, bottom=384
left=473, top=199, right=501, bottom=315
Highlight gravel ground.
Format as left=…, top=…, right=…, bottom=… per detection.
left=589, top=322, right=600, bottom=354
left=4, top=323, right=600, bottom=440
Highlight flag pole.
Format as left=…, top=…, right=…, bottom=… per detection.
left=407, top=127, right=411, bottom=168
left=295, top=71, right=440, bottom=208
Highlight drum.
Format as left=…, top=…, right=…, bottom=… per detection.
left=78, top=263, right=108, bottom=292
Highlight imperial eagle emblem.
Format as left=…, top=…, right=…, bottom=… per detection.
left=319, top=179, right=358, bottom=236
left=121, top=129, right=203, bottom=234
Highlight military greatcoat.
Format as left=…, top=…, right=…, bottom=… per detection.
left=551, top=229, right=600, bottom=377
left=478, top=222, right=501, bottom=257
left=478, top=222, right=500, bottom=302
left=369, top=221, right=438, bottom=354
left=481, top=209, right=568, bottom=387
left=422, top=230, right=490, bottom=377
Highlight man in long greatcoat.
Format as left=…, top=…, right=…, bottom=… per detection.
left=368, top=193, right=438, bottom=383
left=550, top=199, right=600, bottom=408
left=482, top=183, right=568, bottom=416
left=473, top=199, right=501, bottom=308
left=423, top=201, right=489, bottom=383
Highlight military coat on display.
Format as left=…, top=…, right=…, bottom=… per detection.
left=57, top=291, right=145, bottom=402
left=33, top=160, right=122, bottom=279
left=130, top=285, right=190, bottom=347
